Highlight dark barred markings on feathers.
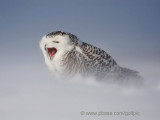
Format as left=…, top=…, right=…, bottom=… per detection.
left=40, top=31, right=142, bottom=81
left=61, top=42, right=121, bottom=79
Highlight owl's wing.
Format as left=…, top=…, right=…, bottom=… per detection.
left=78, top=42, right=142, bottom=81
left=79, top=42, right=117, bottom=67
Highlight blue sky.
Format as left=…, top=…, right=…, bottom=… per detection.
left=0, top=0, right=160, bottom=77
left=0, top=0, right=160, bottom=55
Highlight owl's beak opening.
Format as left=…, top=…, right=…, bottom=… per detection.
left=47, top=47, right=57, bottom=60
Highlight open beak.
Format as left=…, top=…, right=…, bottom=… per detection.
left=46, top=47, right=57, bottom=60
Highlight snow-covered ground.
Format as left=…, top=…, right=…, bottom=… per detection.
left=0, top=47, right=159, bottom=120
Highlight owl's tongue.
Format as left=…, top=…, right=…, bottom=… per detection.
left=47, top=47, right=57, bottom=60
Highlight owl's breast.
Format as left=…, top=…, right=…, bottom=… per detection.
left=44, top=50, right=67, bottom=76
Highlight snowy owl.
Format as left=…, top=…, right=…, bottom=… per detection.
left=40, top=31, right=141, bottom=81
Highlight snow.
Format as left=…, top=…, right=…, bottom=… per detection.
left=0, top=55, right=160, bottom=120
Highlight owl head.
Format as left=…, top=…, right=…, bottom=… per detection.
left=40, top=31, right=82, bottom=61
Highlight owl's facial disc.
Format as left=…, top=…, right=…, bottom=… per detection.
left=46, top=47, right=57, bottom=60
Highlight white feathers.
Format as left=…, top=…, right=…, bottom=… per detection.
left=40, top=33, right=74, bottom=77
left=40, top=31, right=142, bottom=81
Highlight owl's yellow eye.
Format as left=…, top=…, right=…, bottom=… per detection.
left=53, top=41, right=59, bottom=43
